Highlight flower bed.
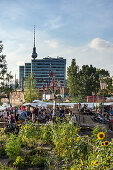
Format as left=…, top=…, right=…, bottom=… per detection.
left=0, top=120, right=113, bottom=169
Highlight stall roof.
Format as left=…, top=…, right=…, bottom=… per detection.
left=23, top=100, right=113, bottom=108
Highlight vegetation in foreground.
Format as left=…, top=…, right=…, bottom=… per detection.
left=0, top=119, right=113, bottom=169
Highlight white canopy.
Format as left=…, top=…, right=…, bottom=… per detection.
left=0, top=103, right=10, bottom=111
left=23, top=100, right=113, bottom=109
left=0, top=106, right=6, bottom=111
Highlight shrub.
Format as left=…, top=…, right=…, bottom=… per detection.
left=13, top=156, right=24, bottom=168
left=5, top=134, right=21, bottom=160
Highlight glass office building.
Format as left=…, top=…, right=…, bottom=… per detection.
left=19, top=66, right=24, bottom=88
left=19, top=57, right=66, bottom=88
left=31, top=57, right=66, bottom=87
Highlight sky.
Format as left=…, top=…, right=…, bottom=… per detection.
left=0, top=0, right=113, bottom=79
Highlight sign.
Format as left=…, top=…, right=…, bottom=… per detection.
left=20, top=99, right=23, bottom=103
left=100, top=81, right=107, bottom=90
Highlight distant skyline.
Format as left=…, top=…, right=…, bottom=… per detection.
left=0, top=0, right=113, bottom=78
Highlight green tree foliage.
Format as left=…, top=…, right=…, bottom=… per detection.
left=67, top=59, right=79, bottom=99
left=24, top=73, right=39, bottom=102
left=79, top=65, right=99, bottom=97
left=0, top=41, right=13, bottom=102
left=97, top=71, right=112, bottom=97
left=67, top=59, right=112, bottom=101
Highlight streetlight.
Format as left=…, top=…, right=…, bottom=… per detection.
left=100, top=76, right=107, bottom=114
left=99, top=75, right=109, bottom=136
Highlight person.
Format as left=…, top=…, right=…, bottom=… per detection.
left=8, top=112, right=11, bottom=125
left=32, top=105, right=39, bottom=121
left=71, top=113, right=77, bottom=126
left=20, top=110, right=27, bottom=121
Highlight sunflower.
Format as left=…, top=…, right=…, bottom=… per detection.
left=76, top=137, right=80, bottom=143
left=94, top=161, right=99, bottom=166
left=91, top=162, right=94, bottom=166
left=101, top=142, right=105, bottom=146
left=97, top=132, right=105, bottom=140
left=104, top=141, right=109, bottom=146
left=107, top=156, right=111, bottom=160
left=68, top=138, right=71, bottom=143
left=81, top=160, right=83, bottom=165
left=88, top=139, right=91, bottom=143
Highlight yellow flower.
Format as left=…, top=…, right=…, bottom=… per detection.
left=88, top=139, right=91, bottom=143
left=85, top=135, right=88, bottom=138
left=91, top=162, right=94, bottom=166
left=81, top=160, right=83, bottom=165
left=104, top=141, right=109, bottom=147
left=94, top=161, right=99, bottom=166
left=107, top=156, right=111, bottom=160
left=101, top=142, right=105, bottom=146
left=68, top=138, right=71, bottom=143
left=63, top=136, right=66, bottom=140
left=74, top=130, right=77, bottom=134
left=97, top=132, right=105, bottom=140
left=70, top=168, right=74, bottom=170
left=77, top=137, right=80, bottom=143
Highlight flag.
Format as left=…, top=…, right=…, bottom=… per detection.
left=60, top=81, right=62, bottom=89
left=49, top=80, right=57, bottom=94
left=42, top=82, right=45, bottom=91
left=57, top=79, right=60, bottom=87
left=46, top=83, right=47, bottom=89
left=49, top=65, right=53, bottom=77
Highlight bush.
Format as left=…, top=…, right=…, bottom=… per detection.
left=13, top=156, right=24, bottom=169
left=5, top=134, right=21, bottom=160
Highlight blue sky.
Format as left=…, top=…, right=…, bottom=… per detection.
left=0, top=0, right=113, bottom=78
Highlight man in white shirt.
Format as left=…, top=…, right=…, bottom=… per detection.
left=71, top=113, right=77, bottom=126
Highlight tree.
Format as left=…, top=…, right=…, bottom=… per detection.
left=0, top=41, right=13, bottom=102
left=67, top=59, right=112, bottom=102
left=24, top=73, right=39, bottom=103
left=67, top=59, right=79, bottom=99
left=79, top=65, right=99, bottom=97
left=97, top=70, right=112, bottom=97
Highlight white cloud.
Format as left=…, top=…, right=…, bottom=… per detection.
left=44, top=40, right=58, bottom=48
left=89, top=38, right=113, bottom=51
left=44, top=17, right=64, bottom=30
left=16, top=61, right=25, bottom=66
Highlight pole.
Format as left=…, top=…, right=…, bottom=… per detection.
left=102, top=89, right=104, bottom=114
left=78, top=103, right=81, bottom=125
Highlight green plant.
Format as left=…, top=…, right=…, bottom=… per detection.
left=19, top=122, right=40, bottom=148
left=13, top=156, right=24, bottom=168
left=31, top=155, right=48, bottom=168
left=40, top=124, right=53, bottom=144
left=0, top=144, right=7, bottom=158
left=5, top=134, right=21, bottom=160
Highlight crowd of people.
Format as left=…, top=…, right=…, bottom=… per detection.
left=94, top=108, right=113, bottom=122
left=0, top=104, right=113, bottom=130
left=0, top=105, right=78, bottom=126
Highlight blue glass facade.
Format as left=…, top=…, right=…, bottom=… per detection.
left=24, top=63, right=31, bottom=77
left=31, top=57, right=66, bottom=87
left=19, top=66, right=24, bottom=88
left=19, top=57, right=66, bottom=88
